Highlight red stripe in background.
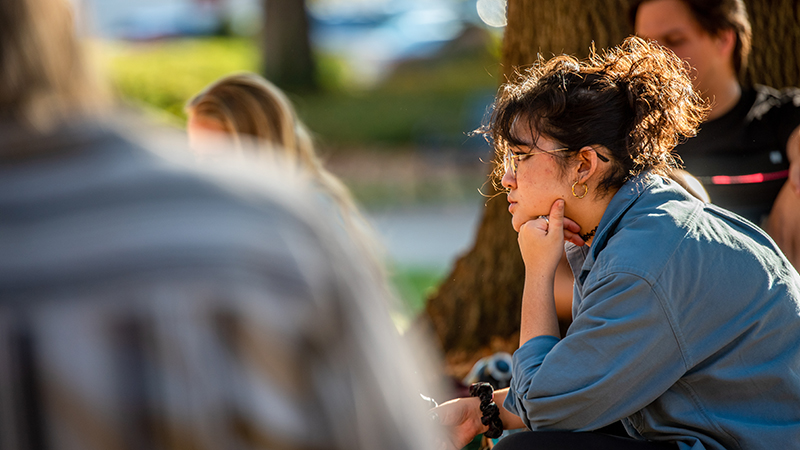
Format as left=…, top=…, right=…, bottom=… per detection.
left=710, top=169, right=789, bottom=185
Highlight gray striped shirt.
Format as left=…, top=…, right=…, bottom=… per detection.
left=0, top=120, right=438, bottom=450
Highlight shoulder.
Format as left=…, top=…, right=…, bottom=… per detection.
left=596, top=178, right=700, bottom=275
left=600, top=175, right=784, bottom=281
left=592, top=174, right=777, bottom=283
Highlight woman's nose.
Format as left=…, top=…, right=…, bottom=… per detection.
left=501, top=168, right=516, bottom=190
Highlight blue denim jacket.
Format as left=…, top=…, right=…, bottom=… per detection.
left=505, top=172, right=800, bottom=450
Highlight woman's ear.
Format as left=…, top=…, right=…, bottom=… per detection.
left=575, top=146, right=601, bottom=183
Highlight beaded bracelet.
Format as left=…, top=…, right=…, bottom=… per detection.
left=469, top=382, right=503, bottom=439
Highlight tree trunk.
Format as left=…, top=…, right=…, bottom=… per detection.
left=743, top=0, right=800, bottom=88
left=261, top=0, right=316, bottom=92
left=500, top=0, right=631, bottom=67
left=423, top=0, right=799, bottom=378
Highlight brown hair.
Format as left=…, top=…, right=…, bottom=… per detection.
left=629, top=0, right=752, bottom=79
left=0, top=0, right=102, bottom=129
left=486, top=36, right=708, bottom=194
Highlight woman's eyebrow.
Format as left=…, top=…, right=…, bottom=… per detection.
left=507, top=133, right=533, bottom=148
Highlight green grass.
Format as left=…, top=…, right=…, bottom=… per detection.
left=389, top=265, right=448, bottom=328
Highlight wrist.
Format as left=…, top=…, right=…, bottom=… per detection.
left=523, top=270, right=557, bottom=298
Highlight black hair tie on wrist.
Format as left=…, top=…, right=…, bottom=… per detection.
left=469, top=382, right=504, bottom=439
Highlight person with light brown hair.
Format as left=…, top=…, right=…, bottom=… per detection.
left=186, top=72, right=313, bottom=161
left=185, top=73, right=382, bottom=268
left=0, top=0, right=104, bottom=130
left=431, top=36, right=800, bottom=450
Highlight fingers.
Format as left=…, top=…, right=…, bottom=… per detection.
left=564, top=230, right=586, bottom=247
left=790, top=163, right=800, bottom=196
left=562, top=216, right=582, bottom=234
left=429, top=399, right=479, bottom=450
left=547, top=199, right=568, bottom=243
left=548, top=199, right=565, bottom=233
left=537, top=200, right=586, bottom=246
left=788, top=130, right=800, bottom=195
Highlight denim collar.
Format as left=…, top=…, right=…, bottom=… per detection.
left=575, top=171, right=660, bottom=284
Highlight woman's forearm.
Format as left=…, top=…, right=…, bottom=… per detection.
left=519, top=268, right=561, bottom=346
left=493, top=388, right=527, bottom=430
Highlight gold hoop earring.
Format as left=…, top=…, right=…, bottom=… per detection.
left=572, top=181, right=588, bottom=199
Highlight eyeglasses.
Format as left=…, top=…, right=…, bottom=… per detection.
left=503, top=147, right=610, bottom=176
left=504, top=147, right=569, bottom=176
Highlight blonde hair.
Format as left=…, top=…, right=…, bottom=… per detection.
left=186, top=73, right=359, bottom=211
left=0, top=0, right=102, bottom=130
left=186, top=73, right=389, bottom=282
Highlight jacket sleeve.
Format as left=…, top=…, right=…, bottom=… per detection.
left=504, top=271, right=688, bottom=431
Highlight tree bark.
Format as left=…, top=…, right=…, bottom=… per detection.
left=743, top=0, right=800, bottom=88
left=423, top=0, right=799, bottom=377
left=261, top=0, right=316, bottom=92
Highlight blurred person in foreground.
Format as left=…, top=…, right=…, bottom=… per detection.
left=632, top=0, right=800, bottom=267
left=0, top=1, right=440, bottom=449
left=431, top=37, right=800, bottom=450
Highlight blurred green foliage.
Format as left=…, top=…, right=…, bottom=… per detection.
left=101, top=35, right=501, bottom=147
left=103, top=38, right=260, bottom=121
left=392, top=265, right=448, bottom=313
left=390, top=265, right=448, bottom=329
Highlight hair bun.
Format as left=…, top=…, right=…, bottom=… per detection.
left=615, top=79, right=636, bottom=111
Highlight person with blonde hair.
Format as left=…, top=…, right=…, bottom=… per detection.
left=185, top=73, right=348, bottom=205
left=186, top=73, right=312, bottom=161
left=431, top=36, right=800, bottom=450
left=185, top=73, right=381, bottom=268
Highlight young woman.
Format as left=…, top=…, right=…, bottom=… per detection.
left=185, top=73, right=384, bottom=269
left=432, top=36, right=800, bottom=450
left=186, top=73, right=360, bottom=225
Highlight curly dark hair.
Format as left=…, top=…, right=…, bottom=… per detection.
left=485, top=36, right=708, bottom=195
